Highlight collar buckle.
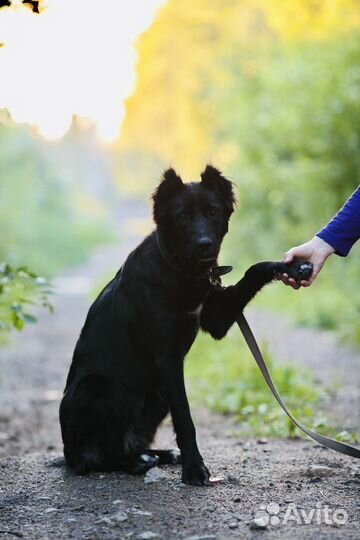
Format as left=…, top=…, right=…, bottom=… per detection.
left=208, top=265, right=233, bottom=288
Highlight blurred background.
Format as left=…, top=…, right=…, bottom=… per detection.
left=0, top=0, right=359, bottom=439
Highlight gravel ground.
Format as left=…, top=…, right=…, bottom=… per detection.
left=0, top=200, right=359, bottom=539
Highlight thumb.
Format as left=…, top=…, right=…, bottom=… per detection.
left=283, top=249, right=294, bottom=264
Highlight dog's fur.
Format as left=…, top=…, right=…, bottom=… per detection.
left=60, top=165, right=303, bottom=485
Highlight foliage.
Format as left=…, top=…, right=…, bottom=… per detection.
left=0, top=119, right=115, bottom=341
left=185, top=327, right=331, bottom=438
left=0, top=121, right=115, bottom=278
left=0, top=262, right=52, bottom=334
left=116, top=0, right=360, bottom=183
left=115, top=0, right=360, bottom=341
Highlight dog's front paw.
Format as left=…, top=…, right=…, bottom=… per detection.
left=182, top=461, right=211, bottom=486
left=276, top=261, right=313, bottom=283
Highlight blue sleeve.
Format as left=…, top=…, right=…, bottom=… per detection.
left=316, top=186, right=360, bottom=256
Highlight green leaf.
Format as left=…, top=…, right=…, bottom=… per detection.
left=1, top=263, right=53, bottom=335
left=12, top=313, right=25, bottom=331
left=23, top=314, right=37, bottom=324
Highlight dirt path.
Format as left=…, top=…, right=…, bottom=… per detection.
left=0, top=199, right=359, bottom=539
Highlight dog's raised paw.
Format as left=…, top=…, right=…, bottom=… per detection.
left=278, top=261, right=313, bottom=283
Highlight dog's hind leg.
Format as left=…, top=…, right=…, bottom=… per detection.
left=146, top=448, right=182, bottom=465
left=130, top=390, right=181, bottom=465
left=60, top=374, right=141, bottom=475
left=61, top=376, right=178, bottom=475
left=110, top=452, right=159, bottom=475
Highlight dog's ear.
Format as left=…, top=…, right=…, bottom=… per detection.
left=201, top=164, right=236, bottom=217
left=152, top=168, right=184, bottom=224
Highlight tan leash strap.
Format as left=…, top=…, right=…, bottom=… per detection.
left=237, top=313, right=360, bottom=459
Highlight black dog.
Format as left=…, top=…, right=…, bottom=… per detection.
left=60, top=165, right=307, bottom=485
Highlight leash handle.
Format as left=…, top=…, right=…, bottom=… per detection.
left=237, top=313, right=360, bottom=459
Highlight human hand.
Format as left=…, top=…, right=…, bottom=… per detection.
left=277, top=236, right=335, bottom=289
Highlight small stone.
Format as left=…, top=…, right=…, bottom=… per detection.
left=94, top=512, right=128, bottom=527
left=229, top=522, right=238, bottom=529
left=44, top=507, right=58, bottom=513
left=131, top=509, right=152, bottom=516
left=113, top=511, right=128, bottom=522
left=137, top=532, right=160, bottom=540
left=257, top=438, right=268, bottom=445
left=185, top=536, right=216, bottom=540
left=112, top=499, right=123, bottom=505
left=95, top=516, right=114, bottom=527
left=144, top=467, right=170, bottom=484
left=306, top=465, right=334, bottom=478
left=250, top=519, right=268, bottom=530
left=233, top=497, right=241, bottom=503
left=227, top=474, right=239, bottom=483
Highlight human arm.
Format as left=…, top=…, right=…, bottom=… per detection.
left=279, top=186, right=360, bottom=289
left=316, top=186, right=360, bottom=257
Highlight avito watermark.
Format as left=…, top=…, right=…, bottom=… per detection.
left=253, top=501, right=348, bottom=527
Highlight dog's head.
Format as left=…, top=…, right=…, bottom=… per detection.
left=152, top=165, right=236, bottom=274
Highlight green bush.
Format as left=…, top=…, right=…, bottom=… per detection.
left=186, top=327, right=335, bottom=438
left=214, top=33, right=360, bottom=339
left=0, top=122, right=115, bottom=278
left=0, top=262, right=52, bottom=335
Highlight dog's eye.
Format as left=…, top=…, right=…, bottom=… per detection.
left=208, top=207, right=218, bottom=217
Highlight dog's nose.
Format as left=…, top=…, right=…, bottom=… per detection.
left=196, top=236, right=213, bottom=250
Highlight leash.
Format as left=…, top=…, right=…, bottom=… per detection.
left=237, top=312, right=360, bottom=459
left=208, top=264, right=360, bottom=458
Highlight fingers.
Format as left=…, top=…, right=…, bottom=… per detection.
left=278, top=267, right=320, bottom=289
left=276, top=272, right=315, bottom=289
left=284, top=276, right=300, bottom=289
left=275, top=273, right=300, bottom=289
left=281, top=242, right=317, bottom=289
